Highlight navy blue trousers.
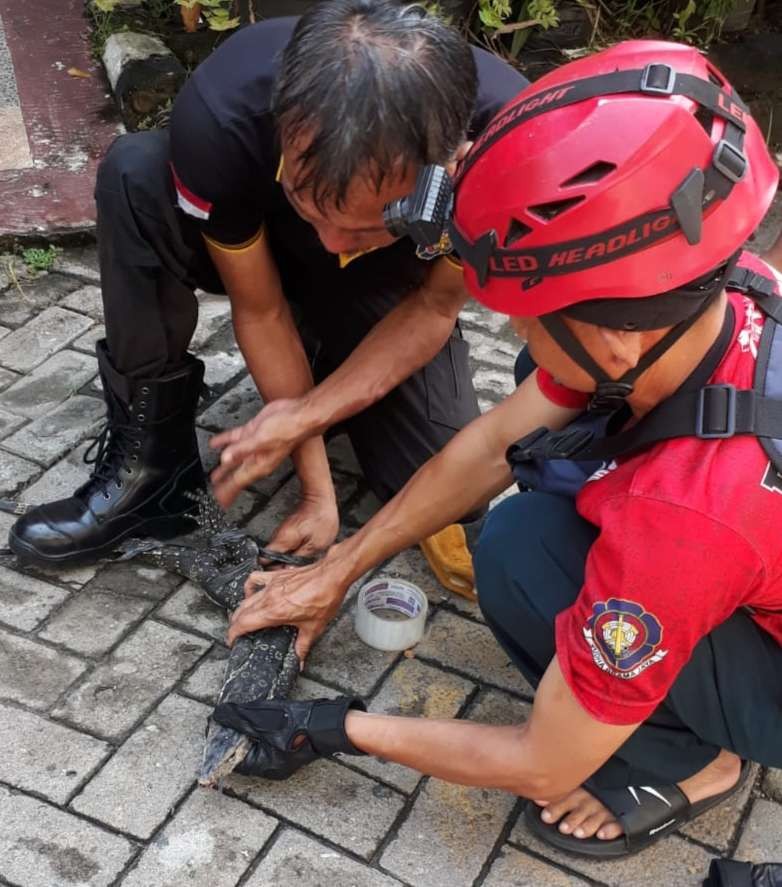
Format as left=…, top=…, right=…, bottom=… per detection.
left=472, top=351, right=782, bottom=788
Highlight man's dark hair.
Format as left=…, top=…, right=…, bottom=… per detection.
left=272, top=0, right=478, bottom=211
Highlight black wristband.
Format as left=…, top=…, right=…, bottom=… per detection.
left=308, top=696, right=367, bottom=757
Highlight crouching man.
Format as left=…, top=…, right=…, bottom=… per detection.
left=213, top=42, right=782, bottom=858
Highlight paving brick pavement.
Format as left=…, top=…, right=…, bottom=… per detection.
left=0, top=243, right=780, bottom=887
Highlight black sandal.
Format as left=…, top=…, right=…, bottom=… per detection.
left=524, top=759, right=751, bottom=859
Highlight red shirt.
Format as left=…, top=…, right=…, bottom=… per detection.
left=539, top=255, right=782, bottom=724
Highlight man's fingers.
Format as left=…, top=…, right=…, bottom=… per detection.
left=208, top=426, right=243, bottom=450
left=243, top=571, right=266, bottom=598
left=294, top=627, right=316, bottom=664
left=211, top=458, right=265, bottom=508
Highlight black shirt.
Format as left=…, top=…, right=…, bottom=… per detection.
left=169, top=17, right=527, bottom=296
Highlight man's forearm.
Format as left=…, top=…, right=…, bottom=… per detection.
left=300, top=288, right=460, bottom=435
left=327, top=374, right=579, bottom=583
left=234, top=314, right=332, bottom=494
left=345, top=712, right=545, bottom=797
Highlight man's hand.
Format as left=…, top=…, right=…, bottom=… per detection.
left=210, top=398, right=309, bottom=507
left=263, top=491, right=340, bottom=564
left=226, top=555, right=352, bottom=658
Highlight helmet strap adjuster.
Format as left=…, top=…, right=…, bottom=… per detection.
left=640, top=63, right=676, bottom=96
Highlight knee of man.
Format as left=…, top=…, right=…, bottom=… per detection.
left=474, top=494, right=539, bottom=621
left=96, top=132, right=169, bottom=201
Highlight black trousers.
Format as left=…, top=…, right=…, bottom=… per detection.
left=473, top=352, right=782, bottom=788
left=94, top=131, right=481, bottom=504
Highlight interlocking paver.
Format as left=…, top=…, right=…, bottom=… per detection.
left=179, top=645, right=230, bottom=704
left=86, top=560, right=184, bottom=600
left=246, top=829, right=400, bottom=887
left=0, top=404, right=24, bottom=438
left=190, top=292, right=232, bottom=349
left=19, top=440, right=92, bottom=504
left=352, top=658, right=474, bottom=792
left=0, top=702, right=110, bottom=803
left=416, top=609, right=533, bottom=697
left=0, top=784, right=134, bottom=887
left=762, top=768, right=782, bottom=802
left=198, top=372, right=262, bottom=430
left=51, top=620, right=210, bottom=739
left=472, top=366, right=517, bottom=399
left=510, top=815, right=716, bottom=886
left=0, top=348, right=98, bottom=418
left=0, top=273, right=81, bottom=327
left=0, top=448, right=39, bottom=494
left=483, top=845, right=591, bottom=886
left=735, top=798, right=782, bottom=862
left=61, top=284, right=104, bottom=319
left=227, top=758, right=405, bottom=859
left=0, top=629, right=86, bottom=710
left=380, top=777, right=517, bottom=887
left=157, top=580, right=228, bottom=641
left=0, top=365, right=19, bottom=390
left=72, top=323, right=105, bottom=354
left=55, top=246, right=101, bottom=283
left=71, top=694, right=210, bottom=839
left=196, top=323, right=246, bottom=389
left=2, top=393, right=104, bottom=465
left=0, top=305, right=93, bottom=372
left=463, top=327, right=519, bottom=368
left=0, top=564, right=70, bottom=631
left=306, top=606, right=398, bottom=695
left=39, top=584, right=154, bottom=656
left=120, top=788, right=277, bottom=886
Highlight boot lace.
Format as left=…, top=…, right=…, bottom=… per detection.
left=81, top=419, right=140, bottom=497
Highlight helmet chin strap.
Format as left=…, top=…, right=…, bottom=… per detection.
left=539, top=259, right=737, bottom=413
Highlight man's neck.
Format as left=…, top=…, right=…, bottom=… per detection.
left=626, top=293, right=730, bottom=418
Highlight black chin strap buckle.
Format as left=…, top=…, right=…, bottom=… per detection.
left=696, top=384, right=737, bottom=439
left=590, top=381, right=634, bottom=413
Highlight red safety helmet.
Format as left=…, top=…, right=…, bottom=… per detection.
left=451, top=40, right=779, bottom=321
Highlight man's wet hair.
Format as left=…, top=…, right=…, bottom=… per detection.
left=272, top=0, right=478, bottom=211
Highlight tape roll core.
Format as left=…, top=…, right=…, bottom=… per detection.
left=354, top=578, right=428, bottom=652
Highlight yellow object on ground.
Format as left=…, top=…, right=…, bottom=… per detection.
left=419, top=524, right=476, bottom=601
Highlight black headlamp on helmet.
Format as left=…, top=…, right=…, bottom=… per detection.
left=383, top=164, right=455, bottom=250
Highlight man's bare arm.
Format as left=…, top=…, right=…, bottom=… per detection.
left=210, top=257, right=470, bottom=502
left=207, top=234, right=337, bottom=550
left=227, top=373, right=579, bottom=652
left=344, top=657, right=638, bottom=799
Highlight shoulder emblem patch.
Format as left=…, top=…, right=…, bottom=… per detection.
left=583, top=598, right=668, bottom=680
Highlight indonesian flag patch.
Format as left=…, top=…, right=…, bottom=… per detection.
left=170, top=164, right=212, bottom=220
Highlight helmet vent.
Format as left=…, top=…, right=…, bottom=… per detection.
left=528, top=195, right=585, bottom=221
left=694, top=107, right=714, bottom=135
left=504, top=217, right=533, bottom=246
left=707, top=66, right=725, bottom=87
left=560, top=161, right=617, bottom=187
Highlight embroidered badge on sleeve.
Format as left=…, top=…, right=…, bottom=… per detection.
left=583, top=598, right=668, bottom=680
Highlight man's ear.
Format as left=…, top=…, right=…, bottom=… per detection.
left=597, top=326, right=644, bottom=371
left=446, top=141, right=473, bottom=176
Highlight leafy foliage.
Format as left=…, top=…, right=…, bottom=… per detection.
left=472, top=0, right=746, bottom=54
left=20, top=245, right=61, bottom=274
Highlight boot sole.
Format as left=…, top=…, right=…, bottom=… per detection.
left=8, top=513, right=198, bottom=568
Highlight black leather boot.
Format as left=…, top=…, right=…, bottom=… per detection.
left=9, top=340, right=206, bottom=566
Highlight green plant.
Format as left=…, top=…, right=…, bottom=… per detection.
left=176, top=0, right=240, bottom=31
left=21, top=245, right=61, bottom=274
left=476, top=0, right=560, bottom=57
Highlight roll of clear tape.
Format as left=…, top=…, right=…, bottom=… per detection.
left=354, top=577, right=428, bottom=652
